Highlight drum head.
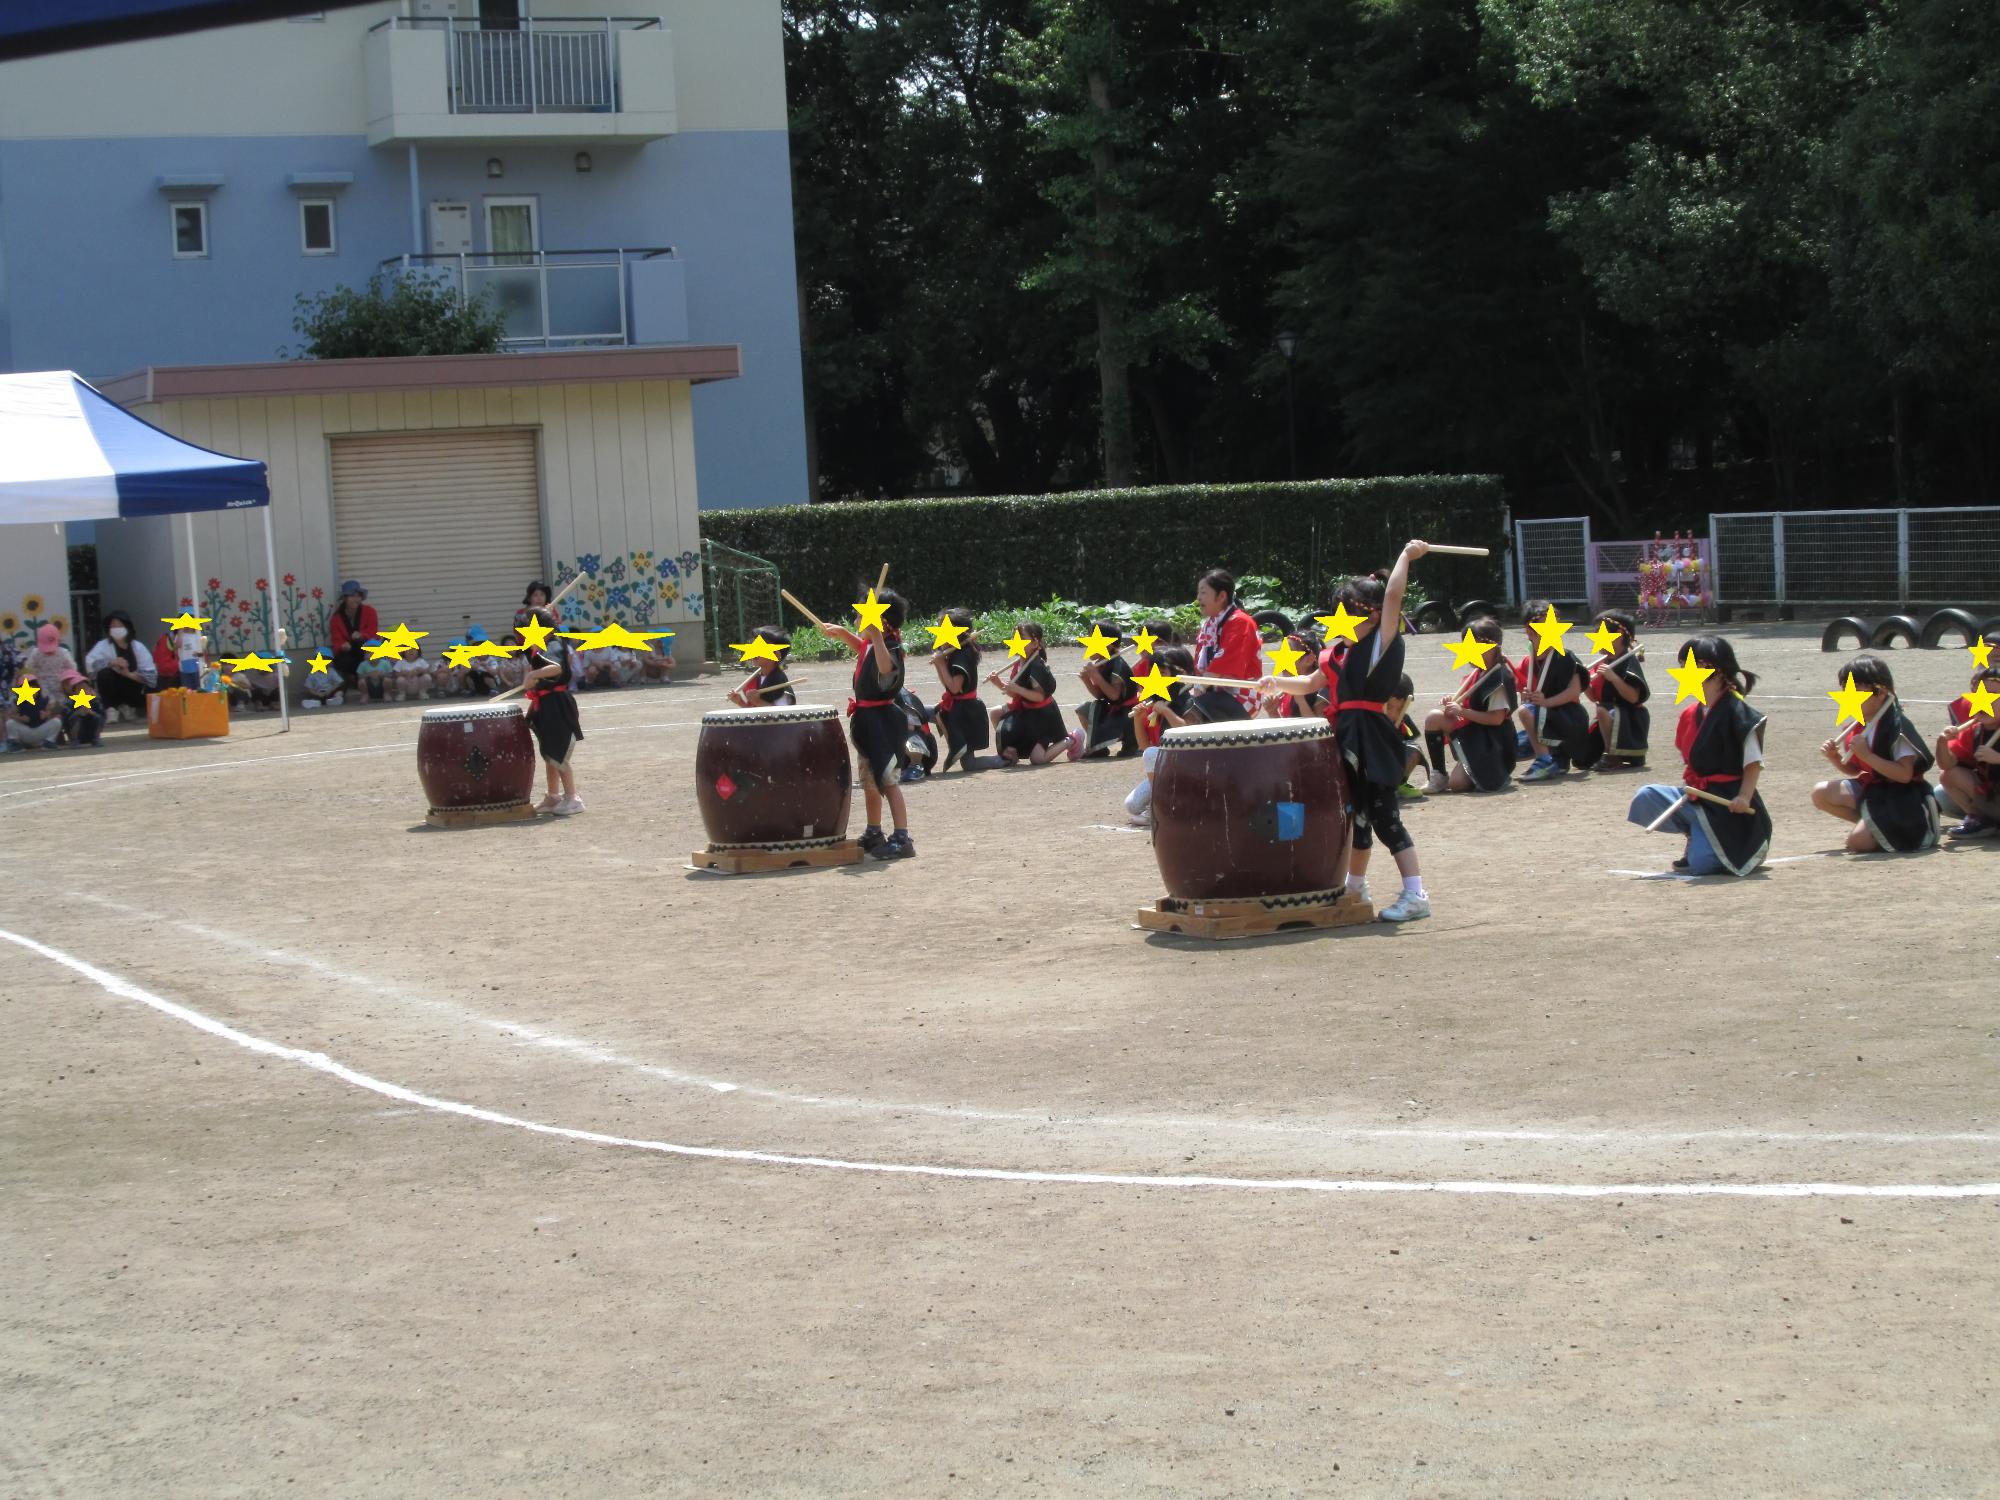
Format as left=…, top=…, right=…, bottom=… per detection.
left=423, top=703, right=523, bottom=723
left=1160, top=718, right=1330, bottom=748
left=700, top=703, right=840, bottom=727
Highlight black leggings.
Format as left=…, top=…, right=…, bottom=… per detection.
left=1349, top=776, right=1413, bottom=857
left=95, top=667, right=149, bottom=713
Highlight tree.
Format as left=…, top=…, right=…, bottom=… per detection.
left=288, top=274, right=507, bottom=360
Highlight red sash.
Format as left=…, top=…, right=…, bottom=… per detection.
left=847, top=697, right=892, bottom=716
left=1675, top=705, right=1740, bottom=792
left=936, top=689, right=978, bottom=713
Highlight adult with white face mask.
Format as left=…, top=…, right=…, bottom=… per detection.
left=83, top=610, right=156, bottom=722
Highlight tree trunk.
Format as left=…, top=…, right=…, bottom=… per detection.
left=796, top=269, right=821, bottom=502
left=1891, top=382, right=1911, bottom=506
left=1088, top=67, right=1134, bottom=489
left=1141, top=373, right=1185, bottom=485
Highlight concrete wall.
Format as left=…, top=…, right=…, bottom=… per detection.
left=0, top=0, right=806, bottom=508
left=94, top=378, right=707, bottom=655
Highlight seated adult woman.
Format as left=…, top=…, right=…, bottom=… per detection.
left=327, top=580, right=380, bottom=691
left=1187, top=569, right=1263, bottom=722
left=84, top=610, right=156, bottom=721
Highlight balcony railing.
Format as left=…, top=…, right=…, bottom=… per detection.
left=370, top=16, right=662, bottom=116
left=385, top=248, right=676, bottom=349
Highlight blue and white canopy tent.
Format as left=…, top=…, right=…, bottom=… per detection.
left=0, top=370, right=290, bottom=728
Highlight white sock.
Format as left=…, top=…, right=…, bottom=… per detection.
left=1402, top=875, right=1426, bottom=897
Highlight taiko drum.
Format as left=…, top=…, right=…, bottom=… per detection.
left=1150, top=718, right=1351, bottom=900
left=695, top=704, right=854, bottom=849
left=417, top=702, right=537, bottom=817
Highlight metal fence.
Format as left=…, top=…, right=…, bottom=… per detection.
left=702, top=537, right=779, bottom=667
left=1707, top=506, right=2000, bottom=607
left=1514, top=516, right=1592, bottom=606
left=374, top=16, right=662, bottom=117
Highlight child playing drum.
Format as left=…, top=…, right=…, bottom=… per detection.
left=520, top=607, right=585, bottom=817
left=825, top=589, right=916, bottom=860
left=728, top=627, right=795, bottom=708
left=1260, top=539, right=1433, bottom=923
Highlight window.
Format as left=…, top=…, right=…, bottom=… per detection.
left=484, top=196, right=539, bottom=265
left=300, top=198, right=336, bottom=255
left=170, top=201, right=207, bottom=258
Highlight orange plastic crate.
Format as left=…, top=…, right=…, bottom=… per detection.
left=147, top=688, right=230, bottom=739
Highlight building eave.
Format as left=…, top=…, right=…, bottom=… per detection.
left=99, top=345, right=743, bottom=406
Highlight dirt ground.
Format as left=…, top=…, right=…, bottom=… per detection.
left=2, top=622, right=1995, bottom=1497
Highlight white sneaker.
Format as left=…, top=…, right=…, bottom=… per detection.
left=551, top=795, right=585, bottom=817
left=536, top=792, right=564, bottom=813
left=1378, top=890, right=1431, bottom=923
left=1425, top=770, right=1450, bottom=795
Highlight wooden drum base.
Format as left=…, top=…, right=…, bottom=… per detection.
left=689, top=839, right=865, bottom=874
left=1133, top=890, right=1375, bottom=939
left=426, top=802, right=537, bottom=830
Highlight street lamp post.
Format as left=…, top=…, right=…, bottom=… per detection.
left=1275, top=329, right=1301, bottom=480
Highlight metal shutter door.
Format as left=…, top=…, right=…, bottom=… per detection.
left=330, top=429, right=543, bottom=640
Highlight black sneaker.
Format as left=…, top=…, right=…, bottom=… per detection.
left=872, top=831, right=916, bottom=860
left=857, top=827, right=886, bottom=853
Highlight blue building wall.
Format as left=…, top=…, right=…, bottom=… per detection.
left=0, top=130, right=808, bottom=508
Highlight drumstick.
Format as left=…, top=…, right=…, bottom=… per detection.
left=1177, top=674, right=1262, bottom=691
left=780, top=588, right=830, bottom=634
left=876, top=563, right=890, bottom=593
left=1422, top=545, right=1490, bottom=557
left=1645, top=793, right=1690, bottom=833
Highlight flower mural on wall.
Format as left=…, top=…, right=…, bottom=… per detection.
left=5, top=594, right=69, bottom=654
left=551, top=551, right=703, bottom=633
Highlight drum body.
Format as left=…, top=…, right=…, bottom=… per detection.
left=695, top=704, right=853, bottom=849
left=417, top=703, right=536, bottom=815
left=1151, top=718, right=1351, bottom=900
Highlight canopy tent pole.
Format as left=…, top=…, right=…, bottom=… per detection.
left=260, top=508, right=289, bottom=733
left=182, top=513, right=198, bottom=615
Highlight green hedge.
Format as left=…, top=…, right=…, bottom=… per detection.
left=700, top=476, right=1507, bottom=618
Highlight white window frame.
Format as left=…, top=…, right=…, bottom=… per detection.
left=299, top=197, right=337, bottom=256
left=483, top=195, right=540, bottom=262
left=169, top=200, right=208, bottom=259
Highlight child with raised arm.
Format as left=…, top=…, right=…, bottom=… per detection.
left=825, top=591, right=916, bottom=860
left=1809, top=654, right=1939, bottom=853
left=1260, top=540, right=1432, bottom=923
left=1624, top=636, right=1771, bottom=876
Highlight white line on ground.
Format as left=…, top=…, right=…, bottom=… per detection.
left=61, top=896, right=2000, bottom=1152
left=5, top=924, right=1995, bottom=1200
left=0, top=743, right=405, bottom=801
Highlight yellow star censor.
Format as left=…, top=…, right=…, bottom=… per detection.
left=1315, top=603, right=1365, bottom=644
left=1970, top=636, right=1995, bottom=671
left=1666, top=649, right=1714, bottom=706
left=161, top=611, right=210, bottom=632
left=1584, top=620, right=1623, bottom=657
left=1828, top=672, right=1873, bottom=728
left=851, top=589, right=891, bottom=634
left=1443, top=629, right=1496, bottom=671
left=1004, top=630, right=1032, bottom=661
left=378, top=622, right=428, bottom=654
left=515, top=615, right=556, bottom=652
left=1131, top=625, right=1160, bottom=658
left=441, top=644, right=477, bottom=669
left=1266, top=639, right=1308, bottom=676
left=362, top=639, right=410, bottom=661
left=1963, top=682, right=1999, bottom=720
left=731, top=636, right=787, bottom=665
left=927, top=615, right=968, bottom=652
left=11, top=680, right=39, bottom=705
left=458, top=640, right=518, bottom=662
left=221, top=652, right=286, bottom=673
left=1133, top=663, right=1177, bottom=702
left=307, top=652, right=333, bottom=675
left=560, top=622, right=675, bottom=653
left=1079, top=624, right=1118, bottom=661
left=1528, top=605, right=1573, bottom=657
left=69, top=685, right=97, bottom=709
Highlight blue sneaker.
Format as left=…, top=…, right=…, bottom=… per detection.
left=1521, top=754, right=1565, bottom=782
left=1515, top=730, right=1533, bottom=757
